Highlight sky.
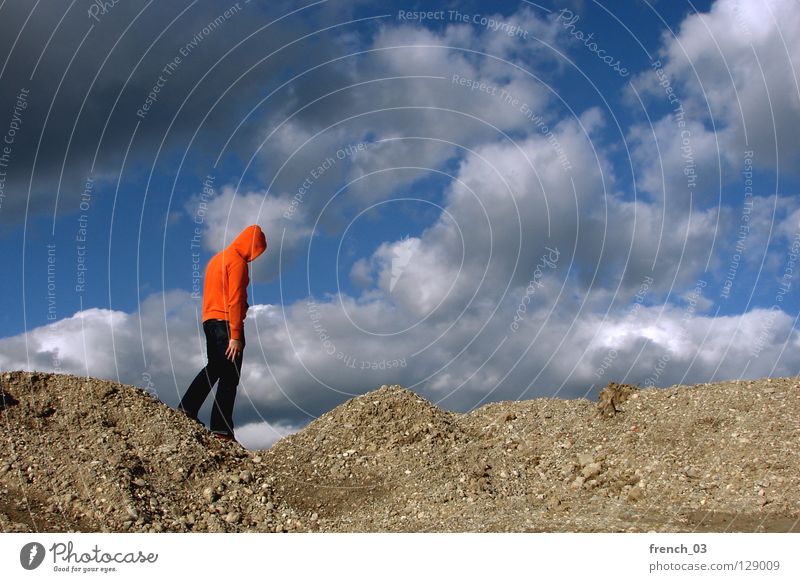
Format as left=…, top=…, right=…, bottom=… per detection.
left=1, top=0, right=799, bottom=450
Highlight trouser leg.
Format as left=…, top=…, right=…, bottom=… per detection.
left=209, top=321, right=243, bottom=435
left=179, top=365, right=219, bottom=417
left=179, top=324, right=221, bottom=417
left=210, top=352, right=242, bottom=434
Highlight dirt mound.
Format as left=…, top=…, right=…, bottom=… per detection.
left=262, top=379, right=800, bottom=532
left=2, top=371, right=799, bottom=532
left=0, top=371, right=301, bottom=532
left=263, top=385, right=466, bottom=519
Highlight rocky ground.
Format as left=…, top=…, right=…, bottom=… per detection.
left=1, top=370, right=798, bottom=532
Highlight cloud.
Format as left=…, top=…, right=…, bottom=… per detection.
left=185, top=6, right=570, bottom=285
left=340, top=103, right=728, bottom=312
left=234, top=419, right=306, bottom=450
left=249, top=7, right=563, bottom=231
left=628, top=0, right=800, bottom=201
left=0, top=0, right=360, bottom=227
left=186, top=185, right=312, bottom=281
left=619, top=0, right=800, bottom=300
left=3, top=287, right=799, bottom=443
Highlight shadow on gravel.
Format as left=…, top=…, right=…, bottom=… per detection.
left=1, top=388, right=19, bottom=410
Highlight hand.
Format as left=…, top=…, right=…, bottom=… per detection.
left=225, top=339, right=243, bottom=361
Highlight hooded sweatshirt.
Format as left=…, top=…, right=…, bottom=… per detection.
left=201, top=225, right=267, bottom=341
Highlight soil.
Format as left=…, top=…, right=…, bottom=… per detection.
left=1, top=370, right=798, bottom=532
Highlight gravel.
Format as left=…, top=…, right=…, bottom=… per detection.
left=1, top=371, right=798, bottom=532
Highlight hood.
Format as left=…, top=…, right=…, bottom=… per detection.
left=228, top=225, right=267, bottom=262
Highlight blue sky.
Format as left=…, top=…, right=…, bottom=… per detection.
left=2, top=0, right=799, bottom=449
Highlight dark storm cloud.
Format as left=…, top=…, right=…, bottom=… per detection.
left=0, top=0, right=365, bottom=228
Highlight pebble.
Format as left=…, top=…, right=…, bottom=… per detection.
left=683, top=467, right=700, bottom=480
left=627, top=488, right=644, bottom=502
left=203, top=487, right=217, bottom=503
left=582, top=463, right=602, bottom=479
left=224, top=512, right=241, bottom=524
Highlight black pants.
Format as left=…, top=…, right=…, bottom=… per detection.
left=179, top=319, right=244, bottom=435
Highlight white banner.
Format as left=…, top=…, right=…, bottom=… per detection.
left=1, top=533, right=797, bottom=581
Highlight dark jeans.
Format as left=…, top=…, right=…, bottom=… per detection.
left=179, top=319, right=244, bottom=435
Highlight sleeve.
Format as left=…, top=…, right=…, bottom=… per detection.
left=226, top=260, right=249, bottom=341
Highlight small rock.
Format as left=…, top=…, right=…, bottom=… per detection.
left=203, top=487, right=217, bottom=503
left=582, top=462, right=602, bottom=479
left=224, top=512, right=241, bottom=524
left=627, top=488, right=644, bottom=502
left=683, top=466, right=700, bottom=480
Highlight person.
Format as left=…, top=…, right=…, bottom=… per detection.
left=179, top=224, right=267, bottom=441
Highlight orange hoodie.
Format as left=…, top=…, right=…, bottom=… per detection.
left=201, top=225, right=267, bottom=341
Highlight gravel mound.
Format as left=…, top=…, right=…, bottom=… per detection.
left=0, top=371, right=300, bottom=533
left=2, top=371, right=798, bottom=532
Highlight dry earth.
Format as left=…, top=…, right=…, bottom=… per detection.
left=1, top=370, right=798, bottom=532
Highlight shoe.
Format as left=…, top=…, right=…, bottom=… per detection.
left=212, top=431, right=237, bottom=443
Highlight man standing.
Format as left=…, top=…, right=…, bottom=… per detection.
left=179, top=224, right=267, bottom=441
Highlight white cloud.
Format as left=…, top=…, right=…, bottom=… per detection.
left=186, top=185, right=312, bottom=282
left=629, top=0, right=800, bottom=196
left=234, top=420, right=306, bottom=450
left=3, top=288, right=798, bottom=428
left=250, top=7, right=563, bottom=233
